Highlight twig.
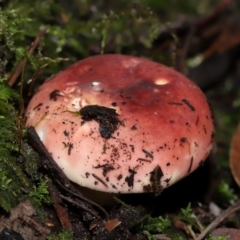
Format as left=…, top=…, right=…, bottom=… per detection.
left=28, top=68, right=44, bottom=96
left=27, top=127, right=109, bottom=219
left=187, top=224, right=197, bottom=240
left=196, top=199, right=240, bottom=240
left=196, top=0, right=234, bottom=31
left=17, top=68, right=26, bottom=151
left=59, top=194, right=100, bottom=219
left=57, top=180, right=109, bottom=219
left=7, top=28, right=48, bottom=87
left=47, top=181, right=73, bottom=230
left=15, top=30, right=47, bottom=150
left=176, top=26, right=195, bottom=74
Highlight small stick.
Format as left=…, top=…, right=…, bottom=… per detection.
left=8, top=28, right=48, bottom=87
left=27, top=127, right=109, bottom=218
left=59, top=194, right=100, bottom=219
left=196, top=199, right=240, bottom=240
left=47, top=181, right=72, bottom=230
left=57, top=180, right=109, bottom=219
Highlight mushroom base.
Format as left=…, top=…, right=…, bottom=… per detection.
left=75, top=185, right=117, bottom=206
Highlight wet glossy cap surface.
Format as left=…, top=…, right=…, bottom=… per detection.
left=25, top=54, right=214, bottom=194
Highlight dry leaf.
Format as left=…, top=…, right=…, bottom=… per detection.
left=104, top=218, right=121, bottom=232
left=212, top=228, right=240, bottom=240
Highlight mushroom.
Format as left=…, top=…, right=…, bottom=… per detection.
left=25, top=54, right=214, bottom=202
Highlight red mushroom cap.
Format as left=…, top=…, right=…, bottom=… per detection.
left=25, top=54, right=214, bottom=194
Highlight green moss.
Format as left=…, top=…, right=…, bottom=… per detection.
left=143, top=215, right=171, bottom=233
left=28, top=179, right=52, bottom=207
left=0, top=155, right=28, bottom=211
left=3, top=0, right=165, bottom=73
left=207, top=234, right=229, bottom=240
left=142, top=204, right=200, bottom=239
left=47, top=229, right=73, bottom=240
left=0, top=7, right=46, bottom=211
left=216, top=180, right=237, bottom=203
left=0, top=78, right=27, bottom=211
left=0, top=7, right=32, bottom=75
left=178, top=203, right=197, bottom=228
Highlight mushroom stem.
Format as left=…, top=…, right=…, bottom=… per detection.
left=75, top=185, right=117, bottom=206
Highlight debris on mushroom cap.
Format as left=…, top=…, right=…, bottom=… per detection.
left=25, top=54, right=215, bottom=194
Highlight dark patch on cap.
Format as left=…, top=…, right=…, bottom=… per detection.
left=49, top=89, right=62, bottom=101
left=166, top=162, right=170, bottom=166
left=137, top=158, right=152, bottom=163
left=196, top=116, right=199, bottom=126
left=62, top=142, right=73, bottom=155
left=164, top=177, right=171, bottom=187
left=187, top=157, right=194, bottom=174
left=129, top=144, right=135, bottom=152
left=111, top=102, right=117, bottom=107
left=199, top=160, right=204, bottom=167
left=121, top=102, right=126, bottom=105
left=203, top=125, right=207, bottom=134
left=131, top=125, right=137, bottom=130
left=181, top=99, right=195, bottom=111
left=80, top=105, right=121, bottom=139
left=85, top=172, right=90, bottom=178
left=142, top=149, right=153, bottom=158
left=117, top=174, right=123, bottom=180
left=102, top=143, right=107, bottom=154
left=207, top=100, right=215, bottom=122
left=33, top=103, right=43, bottom=110
left=63, top=130, right=69, bottom=137
left=180, top=137, right=187, bottom=143
left=168, top=102, right=183, bottom=106
left=211, top=131, right=215, bottom=143
left=150, top=165, right=164, bottom=195
left=143, top=184, right=152, bottom=192
left=92, top=173, right=108, bottom=187
left=94, top=164, right=115, bottom=177
left=125, top=168, right=136, bottom=187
